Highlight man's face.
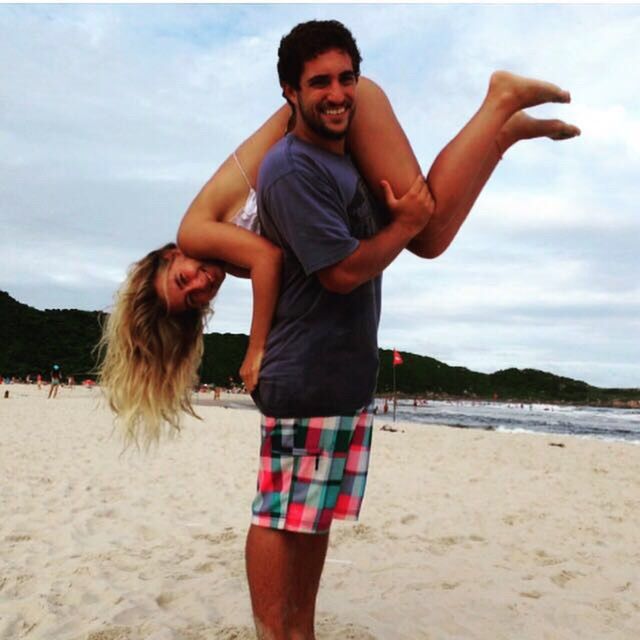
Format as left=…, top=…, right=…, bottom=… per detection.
left=154, top=248, right=226, bottom=314
left=285, top=48, right=358, bottom=145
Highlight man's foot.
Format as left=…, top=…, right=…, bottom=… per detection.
left=497, top=111, right=581, bottom=153
left=489, top=70, right=571, bottom=113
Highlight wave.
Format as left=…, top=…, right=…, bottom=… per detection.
left=379, top=399, right=640, bottom=443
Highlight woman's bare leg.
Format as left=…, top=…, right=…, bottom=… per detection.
left=349, top=73, right=579, bottom=258
left=422, top=111, right=582, bottom=255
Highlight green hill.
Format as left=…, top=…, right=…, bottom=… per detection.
left=1, top=290, right=638, bottom=405
left=0, top=290, right=105, bottom=378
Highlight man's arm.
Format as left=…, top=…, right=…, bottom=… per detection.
left=317, top=175, right=434, bottom=294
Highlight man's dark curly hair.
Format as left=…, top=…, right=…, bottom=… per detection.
left=277, top=20, right=362, bottom=90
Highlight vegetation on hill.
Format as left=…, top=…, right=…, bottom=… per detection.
left=1, top=290, right=638, bottom=405
left=0, top=290, right=105, bottom=379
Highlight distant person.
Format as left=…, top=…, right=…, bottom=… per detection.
left=36, top=373, right=42, bottom=390
left=48, top=365, right=62, bottom=399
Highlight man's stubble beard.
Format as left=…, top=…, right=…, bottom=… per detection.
left=297, top=94, right=356, bottom=141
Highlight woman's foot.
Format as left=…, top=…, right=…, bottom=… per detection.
left=489, top=70, right=572, bottom=113
left=497, top=111, right=581, bottom=154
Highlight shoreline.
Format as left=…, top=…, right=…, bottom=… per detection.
left=190, top=391, right=640, bottom=445
left=3, top=383, right=637, bottom=444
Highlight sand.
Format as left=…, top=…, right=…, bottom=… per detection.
left=1, top=383, right=639, bottom=639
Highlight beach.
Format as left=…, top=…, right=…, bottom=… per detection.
left=1, top=384, right=639, bottom=639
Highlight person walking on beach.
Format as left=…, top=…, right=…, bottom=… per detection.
left=48, top=364, right=62, bottom=399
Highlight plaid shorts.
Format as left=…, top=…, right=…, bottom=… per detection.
left=251, top=405, right=374, bottom=534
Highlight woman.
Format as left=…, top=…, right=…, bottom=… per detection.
left=98, top=72, right=580, bottom=447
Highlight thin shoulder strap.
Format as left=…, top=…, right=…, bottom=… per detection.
left=232, top=152, right=252, bottom=189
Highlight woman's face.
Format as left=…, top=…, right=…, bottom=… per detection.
left=155, top=248, right=226, bottom=313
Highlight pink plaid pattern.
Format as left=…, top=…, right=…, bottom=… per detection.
left=251, top=406, right=374, bottom=534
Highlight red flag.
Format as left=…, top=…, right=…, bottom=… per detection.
left=392, top=349, right=403, bottom=367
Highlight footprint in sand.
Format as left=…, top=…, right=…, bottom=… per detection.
left=435, top=535, right=464, bottom=546
left=400, top=514, right=417, bottom=525
left=520, top=590, right=543, bottom=599
left=534, top=549, right=563, bottom=567
left=331, top=523, right=376, bottom=546
left=1, top=616, right=38, bottom=639
left=404, top=581, right=430, bottom=591
left=174, top=623, right=255, bottom=639
left=213, top=625, right=257, bottom=640
left=5, top=533, right=32, bottom=543
left=86, top=627, right=132, bottom=640
left=550, top=569, right=582, bottom=588
left=194, top=561, right=217, bottom=573
left=316, top=615, right=377, bottom=639
left=193, top=528, right=238, bottom=544
left=0, top=573, right=37, bottom=598
left=155, top=592, right=176, bottom=610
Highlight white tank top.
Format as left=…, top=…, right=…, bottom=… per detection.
left=230, top=152, right=260, bottom=234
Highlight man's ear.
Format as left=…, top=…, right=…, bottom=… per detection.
left=282, top=83, right=298, bottom=109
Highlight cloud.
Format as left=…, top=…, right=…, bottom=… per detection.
left=1, top=4, right=639, bottom=388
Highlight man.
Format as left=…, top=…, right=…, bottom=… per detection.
left=249, top=20, right=433, bottom=639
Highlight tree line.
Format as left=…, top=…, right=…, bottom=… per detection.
left=1, top=290, right=638, bottom=405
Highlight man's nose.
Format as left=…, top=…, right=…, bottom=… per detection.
left=327, top=81, right=347, bottom=103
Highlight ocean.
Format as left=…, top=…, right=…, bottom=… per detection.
left=376, top=398, right=640, bottom=443
left=200, top=393, right=640, bottom=444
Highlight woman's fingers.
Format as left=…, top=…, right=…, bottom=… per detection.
left=240, top=349, right=264, bottom=392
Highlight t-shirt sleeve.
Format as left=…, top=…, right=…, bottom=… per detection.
left=264, top=165, right=359, bottom=276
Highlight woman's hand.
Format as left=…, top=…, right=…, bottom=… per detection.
left=240, top=345, right=264, bottom=393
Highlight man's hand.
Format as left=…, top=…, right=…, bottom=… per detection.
left=380, top=174, right=435, bottom=236
left=240, top=346, right=264, bottom=393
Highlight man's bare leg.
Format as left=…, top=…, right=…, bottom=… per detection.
left=246, top=524, right=330, bottom=640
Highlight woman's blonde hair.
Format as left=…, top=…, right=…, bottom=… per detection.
left=97, top=243, right=210, bottom=449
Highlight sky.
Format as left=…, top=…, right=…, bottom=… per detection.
left=1, top=3, right=639, bottom=389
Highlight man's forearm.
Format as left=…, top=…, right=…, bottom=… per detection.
left=316, top=219, right=419, bottom=294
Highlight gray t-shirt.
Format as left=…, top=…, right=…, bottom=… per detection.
left=253, top=134, right=388, bottom=417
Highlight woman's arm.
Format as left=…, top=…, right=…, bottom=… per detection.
left=177, top=105, right=290, bottom=391
left=179, top=104, right=291, bottom=227
left=178, top=217, right=282, bottom=392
